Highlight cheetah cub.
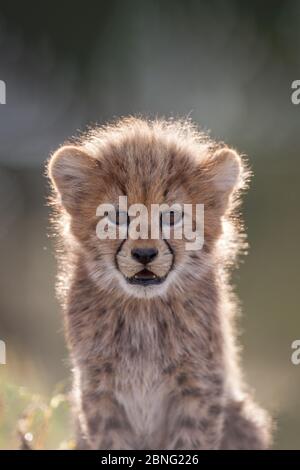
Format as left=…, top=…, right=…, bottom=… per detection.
left=48, top=118, right=271, bottom=450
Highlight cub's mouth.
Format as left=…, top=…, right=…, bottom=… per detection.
left=127, top=268, right=166, bottom=286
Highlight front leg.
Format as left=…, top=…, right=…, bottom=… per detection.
left=74, top=363, right=136, bottom=450
left=164, top=369, right=225, bottom=450
left=220, top=397, right=272, bottom=449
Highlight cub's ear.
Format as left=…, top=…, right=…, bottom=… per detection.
left=48, top=145, right=99, bottom=214
left=205, top=147, right=244, bottom=212
left=212, top=148, right=241, bottom=193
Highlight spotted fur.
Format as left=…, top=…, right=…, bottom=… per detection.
left=48, top=117, right=272, bottom=449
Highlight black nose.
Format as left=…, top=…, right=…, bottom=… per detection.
left=131, top=247, right=158, bottom=265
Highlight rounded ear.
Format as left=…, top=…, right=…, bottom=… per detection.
left=202, top=147, right=244, bottom=213
left=48, top=145, right=99, bottom=214
left=212, top=148, right=242, bottom=194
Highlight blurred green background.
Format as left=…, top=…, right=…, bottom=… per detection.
left=0, top=0, right=299, bottom=449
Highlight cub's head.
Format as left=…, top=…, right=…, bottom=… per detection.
left=48, top=118, right=245, bottom=299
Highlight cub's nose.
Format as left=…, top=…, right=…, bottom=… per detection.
left=131, top=247, right=158, bottom=265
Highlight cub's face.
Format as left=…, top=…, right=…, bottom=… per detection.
left=49, top=122, right=242, bottom=299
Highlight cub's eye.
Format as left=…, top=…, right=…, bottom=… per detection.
left=107, top=210, right=128, bottom=226
left=161, top=210, right=183, bottom=227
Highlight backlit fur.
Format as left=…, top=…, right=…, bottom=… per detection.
left=48, top=117, right=272, bottom=449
